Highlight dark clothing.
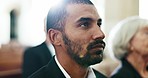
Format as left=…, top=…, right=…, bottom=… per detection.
left=28, top=56, right=107, bottom=78
left=22, top=42, right=52, bottom=78
left=111, top=58, right=142, bottom=78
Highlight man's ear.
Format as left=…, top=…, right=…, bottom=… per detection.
left=47, top=29, right=62, bottom=45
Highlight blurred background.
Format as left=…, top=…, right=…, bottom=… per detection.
left=0, top=0, right=147, bottom=78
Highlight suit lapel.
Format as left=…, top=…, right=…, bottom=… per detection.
left=93, top=69, right=107, bottom=78
left=45, top=56, right=66, bottom=78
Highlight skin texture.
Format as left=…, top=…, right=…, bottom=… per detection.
left=63, top=4, right=105, bottom=67
left=48, top=4, right=105, bottom=78
left=127, top=26, right=148, bottom=77
left=130, top=26, right=148, bottom=56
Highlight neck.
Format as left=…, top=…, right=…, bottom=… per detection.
left=56, top=49, right=89, bottom=78
left=69, top=66, right=89, bottom=78
left=126, top=52, right=148, bottom=77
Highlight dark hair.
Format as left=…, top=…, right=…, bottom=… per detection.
left=46, top=0, right=94, bottom=32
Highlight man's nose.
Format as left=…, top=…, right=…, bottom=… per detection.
left=92, top=27, right=105, bottom=40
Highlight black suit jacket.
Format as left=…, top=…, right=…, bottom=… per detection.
left=111, top=58, right=142, bottom=78
left=28, top=56, right=107, bottom=78
left=22, top=42, right=52, bottom=78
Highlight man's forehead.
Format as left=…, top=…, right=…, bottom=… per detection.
left=66, top=4, right=100, bottom=21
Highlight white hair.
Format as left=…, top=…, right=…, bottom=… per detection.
left=108, top=16, right=148, bottom=60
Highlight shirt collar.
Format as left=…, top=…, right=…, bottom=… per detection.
left=55, top=56, right=96, bottom=78
left=55, top=56, right=71, bottom=78
left=88, top=67, right=96, bottom=78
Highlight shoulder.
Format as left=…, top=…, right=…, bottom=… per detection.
left=28, top=57, right=65, bottom=78
left=26, top=42, right=46, bottom=51
left=28, top=65, right=47, bottom=78
left=24, top=42, right=47, bottom=55
left=111, top=62, right=142, bottom=78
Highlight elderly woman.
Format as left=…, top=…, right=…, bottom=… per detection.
left=108, top=16, right=148, bottom=78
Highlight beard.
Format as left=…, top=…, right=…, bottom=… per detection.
left=62, top=32, right=105, bottom=67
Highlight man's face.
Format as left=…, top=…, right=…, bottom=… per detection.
left=62, top=4, right=105, bottom=67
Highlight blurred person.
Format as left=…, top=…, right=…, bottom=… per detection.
left=29, top=0, right=107, bottom=78
left=22, top=39, right=55, bottom=78
left=22, top=18, right=55, bottom=78
left=108, top=16, right=148, bottom=78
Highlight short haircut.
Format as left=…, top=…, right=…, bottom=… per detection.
left=46, top=0, right=94, bottom=32
left=108, top=16, right=148, bottom=60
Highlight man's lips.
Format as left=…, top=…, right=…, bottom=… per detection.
left=89, top=43, right=105, bottom=55
left=87, top=39, right=106, bottom=51
left=91, top=43, right=105, bottom=50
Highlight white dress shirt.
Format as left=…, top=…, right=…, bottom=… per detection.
left=55, top=56, right=96, bottom=78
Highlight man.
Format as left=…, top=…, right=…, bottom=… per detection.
left=22, top=41, right=54, bottom=78
left=22, top=17, right=55, bottom=78
left=22, top=33, right=55, bottom=78
left=29, top=0, right=106, bottom=78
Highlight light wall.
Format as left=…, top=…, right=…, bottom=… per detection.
left=139, top=0, right=148, bottom=19
left=0, top=0, right=46, bottom=46
left=0, top=0, right=65, bottom=46
left=0, top=0, right=141, bottom=47
left=104, top=0, right=139, bottom=40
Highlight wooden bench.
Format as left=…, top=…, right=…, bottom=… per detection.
left=0, top=41, right=25, bottom=78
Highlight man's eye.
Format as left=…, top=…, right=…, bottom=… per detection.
left=80, top=22, right=90, bottom=28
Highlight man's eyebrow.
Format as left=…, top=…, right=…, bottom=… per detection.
left=77, top=17, right=93, bottom=23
